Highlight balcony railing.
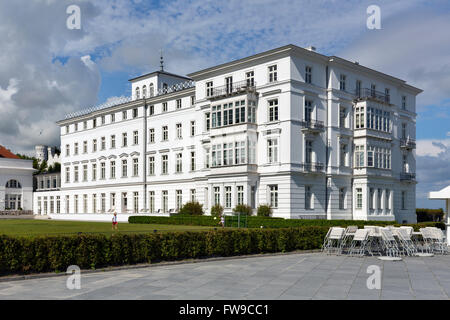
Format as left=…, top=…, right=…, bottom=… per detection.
left=209, top=80, right=256, bottom=99
left=301, top=162, right=325, bottom=173
left=355, top=88, right=390, bottom=104
left=400, top=172, right=416, bottom=181
left=300, top=119, right=325, bottom=132
left=400, top=138, right=416, bottom=149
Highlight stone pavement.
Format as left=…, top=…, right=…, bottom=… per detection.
left=0, top=253, right=449, bottom=300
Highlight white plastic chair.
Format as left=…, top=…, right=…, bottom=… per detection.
left=380, top=228, right=400, bottom=257
left=393, top=228, right=417, bottom=256
left=322, top=227, right=345, bottom=255
left=349, top=229, right=370, bottom=257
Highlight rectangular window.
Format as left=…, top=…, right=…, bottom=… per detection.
left=268, top=99, right=278, bottom=122
left=92, top=163, right=97, bottom=181
left=133, top=192, right=139, bottom=213
left=205, top=113, right=210, bottom=131
left=74, top=166, right=79, bottom=182
left=74, top=195, right=78, bottom=213
left=92, top=139, right=97, bottom=152
left=339, top=188, right=346, bottom=210
left=100, top=162, right=106, bottom=179
left=111, top=113, right=115, bottom=123
left=92, top=194, right=96, bottom=213
left=225, top=76, right=233, bottom=94
left=133, top=158, right=139, bottom=176
left=246, top=71, right=254, bottom=87
left=176, top=99, right=182, bottom=109
left=237, top=186, right=244, bottom=205
left=268, top=65, right=277, bottom=83
left=269, top=185, right=278, bottom=208
left=340, top=144, right=347, bottom=167
left=191, top=96, right=195, bottom=106
left=304, top=100, right=313, bottom=122
left=101, top=115, right=105, bottom=125
left=356, top=80, right=362, bottom=97
left=66, top=144, right=70, bottom=156
left=148, top=156, right=155, bottom=175
left=133, top=108, right=138, bottom=118
left=122, top=160, right=127, bottom=177
left=122, top=110, right=127, bottom=120
left=305, top=66, right=312, bottom=84
left=190, top=121, right=196, bottom=137
left=267, top=138, right=278, bottom=163
left=162, top=102, right=168, bottom=112
left=305, top=186, right=313, bottom=210
left=149, top=128, right=155, bottom=143
left=101, top=137, right=106, bottom=150
left=149, top=191, right=155, bottom=213
left=110, top=161, right=116, bottom=179
left=122, top=133, right=127, bottom=147
left=225, top=186, right=232, bottom=208
left=214, top=187, right=220, bottom=205
left=176, top=123, right=182, bottom=139
left=206, top=81, right=213, bottom=97
left=401, top=191, right=406, bottom=210
left=101, top=193, right=106, bottom=213
left=162, top=191, right=168, bottom=213
left=65, top=167, right=70, bottom=183
left=402, top=96, right=406, bottom=110
left=149, top=105, right=154, bottom=115
left=83, top=141, right=88, bottom=154
left=176, top=153, right=182, bottom=173
left=74, top=143, right=78, bottom=155
left=111, top=135, right=116, bottom=148
left=190, top=189, right=196, bottom=202
left=83, top=165, right=88, bottom=181
left=111, top=193, right=116, bottom=208
left=133, top=131, right=138, bottom=145
left=339, top=74, right=346, bottom=91
left=176, top=190, right=182, bottom=210
left=162, top=154, right=168, bottom=174
left=356, top=188, right=363, bottom=209
left=190, top=152, right=195, bottom=171
left=162, top=126, right=168, bottom=141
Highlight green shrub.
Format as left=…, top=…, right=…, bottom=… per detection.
left=210, top=204, right=224, bottom=218
left=179, top=201, right=204, bottom=216
left=233, top=204, right=252, bottom=216
left=257, top=205, right=272, bottom=217
left=0, top=227, right=329, bottom=275
left=416, top=208, right=444, bottom=222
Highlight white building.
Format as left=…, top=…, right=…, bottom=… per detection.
left=0, top=145, right=34, bottom=212
left=35, top=145, right=61, bottom=167
left=33, top=44, right=421, bottom=223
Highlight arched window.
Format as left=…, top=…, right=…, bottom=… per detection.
left=135, top=87, right=140, bottom=99
left=142, top=85, right=147, bottom=98
left=5, top=179, right=21, bottom=189
left=149, top=83, right=154, bottom=97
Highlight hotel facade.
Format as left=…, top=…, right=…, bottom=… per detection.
left=33, top=45, right=421, bottom=223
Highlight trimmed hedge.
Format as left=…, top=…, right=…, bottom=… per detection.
left=0, top=227, right=328, bottom=275
left=129, top=215, right=445, bottom=230
left=416, top=208, right=444, bottom=222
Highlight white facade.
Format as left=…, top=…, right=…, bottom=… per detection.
left=0, top=158, right=34, bottom=211
left=34, top=45, right=421, bottom=222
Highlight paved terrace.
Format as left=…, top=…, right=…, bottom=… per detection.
left=1, top=253, right=449, bottom=300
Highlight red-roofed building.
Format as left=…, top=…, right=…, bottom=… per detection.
left=0, top=145, right=20, bottom=159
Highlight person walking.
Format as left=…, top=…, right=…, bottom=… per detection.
left=112, top=212, right=118, bottom=231
left=220, top=214, right=225, bottom=228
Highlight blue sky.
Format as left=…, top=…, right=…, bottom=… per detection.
left=0, top=0, right=449, bottom=208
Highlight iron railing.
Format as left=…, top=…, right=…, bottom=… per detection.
left=209, top=80, right=256, bottom=99
left=400, top=138, right=416, bottom=149
left=355, top=88, right=390, bottom=103
left=301, top=162, right=325, bottom=172
left=400, top=172, right=416, bottom=181
left=299, top=119, right=325, bottom=131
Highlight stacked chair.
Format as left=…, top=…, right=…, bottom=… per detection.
left=322, top=225, right=447, bottom=258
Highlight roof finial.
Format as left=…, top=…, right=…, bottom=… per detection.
left=160, top=49, right=164, bottom=71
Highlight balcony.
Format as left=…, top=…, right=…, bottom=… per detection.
left=300, top=120, right=325, bottom=134
left=355, top=88, right=390, bottom=104
left=208, top=80, right=256, bottom=100
left=400, top=138, right=416, bottom=150
left=400, top=172, right=416, bottom=181
left=300, top=162, right=325, bottom=173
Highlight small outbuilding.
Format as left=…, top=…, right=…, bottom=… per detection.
left=429, top=186, right=450, bottom=245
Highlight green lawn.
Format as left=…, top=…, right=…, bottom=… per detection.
left=0, top=219, right=215, bottom=237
